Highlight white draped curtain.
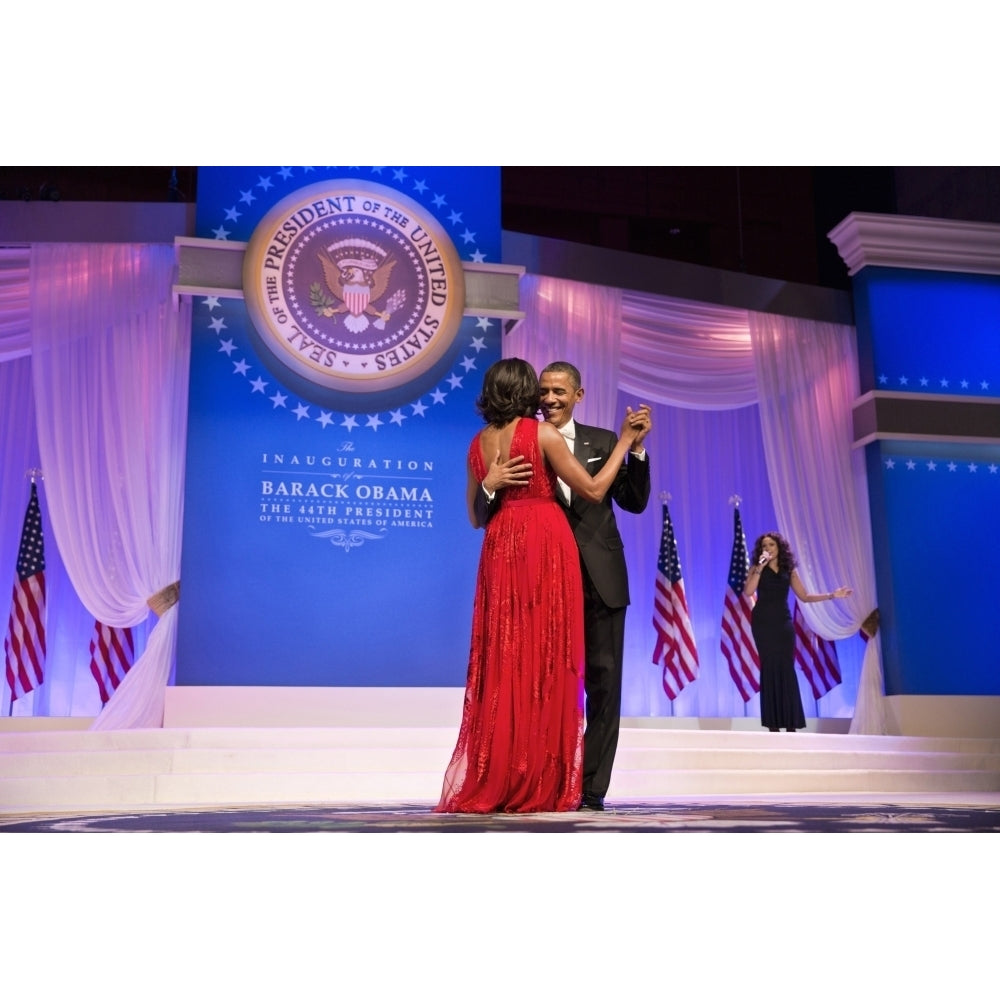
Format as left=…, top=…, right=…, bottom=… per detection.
left=749, top=312, right=885, bottom=735
left=1, top=249, right=883, bottom=731
left=27, top=244, right=191, bottom=728
left=505, top=275, right=886, bottom=732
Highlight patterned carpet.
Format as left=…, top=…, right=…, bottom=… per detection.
left=4, top=800, right=1000, bottom=832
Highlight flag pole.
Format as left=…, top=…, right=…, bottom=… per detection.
left=728, top=493, right=750, bottom=720
left=4, top=468, right=46, bottom=716
left=662, top=490, right=675, bottom=721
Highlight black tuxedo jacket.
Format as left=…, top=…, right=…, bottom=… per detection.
left=561, top=422, right=650, bottom=609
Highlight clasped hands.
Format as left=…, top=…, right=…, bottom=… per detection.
left=622, top=403, right=652, bottom=450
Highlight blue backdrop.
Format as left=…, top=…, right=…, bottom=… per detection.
left=853, top=266, right=1000, bottom=695
left=176, top=167, right=501, bottom=686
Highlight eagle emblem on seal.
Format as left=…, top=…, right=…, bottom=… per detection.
left=310, top=238, right=406, bottom=335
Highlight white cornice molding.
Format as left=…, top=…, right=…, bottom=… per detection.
left=828, top=212, right=1000, bottom=277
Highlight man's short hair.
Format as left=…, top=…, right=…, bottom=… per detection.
left=539, top=361, right=581, bottom=390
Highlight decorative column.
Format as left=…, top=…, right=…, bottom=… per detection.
left=829, top=213, right=1000, bottom=707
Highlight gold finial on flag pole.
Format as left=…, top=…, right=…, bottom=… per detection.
left=659, top=491, right=671, bottom=503
left=25, top=467, right=43, bottom=484
left=728, top=493, right=742, bottom=508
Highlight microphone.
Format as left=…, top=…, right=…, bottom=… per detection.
left=758, top=553, right=770, bottom=566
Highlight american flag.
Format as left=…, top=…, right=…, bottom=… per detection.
left=793, top=602, right=841, bottom=699
left=4, top=482, right=46, bottom=703
left=652, top=501, right=699, bottom=699
left=720, top=505, right=760, bottom=702
left=89, top=621, right=135, bottom=705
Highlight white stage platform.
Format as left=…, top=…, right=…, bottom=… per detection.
left=2, top=688, right=999, bottom=816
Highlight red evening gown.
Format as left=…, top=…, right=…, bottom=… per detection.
left=436, top=417, right=585, bottom=813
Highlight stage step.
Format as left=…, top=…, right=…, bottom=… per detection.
left=2, top=725, right=999, bottom=814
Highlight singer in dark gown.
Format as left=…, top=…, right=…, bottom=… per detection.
left=750, top=563, right=806, bottom=732
left=745, top=531, right=854, bottom=733
left=436, top=359, right=647, bottom=813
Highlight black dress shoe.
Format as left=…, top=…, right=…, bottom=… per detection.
left=578, top=796, right=605, bottom=812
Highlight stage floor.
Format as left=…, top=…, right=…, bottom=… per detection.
left=4, top=793, right=1000, bottom=832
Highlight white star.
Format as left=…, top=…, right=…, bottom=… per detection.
left=470, top=250, right=487, bottom=263
left=213, top=225, right=231, bottom=240
left=940, top=378, right=950, bottom=387
left=885, top=459, right=895, bottom=469
left=947, top=462, right=958, bottom=472
left=317, top=411, right=335, bottom=428
left=371, top=166, right=385, bottom=174
left=393, top=168, right=408, bottom=182
left=447, top=373, right=464, bottom=389
left=475, top=317, right=492, bottom=331
left=411, top=400, right=428, bottom=417
left=878, top=374, right=888, bottom=385
left=470, top=336, right=486, bottom=352
left=239, top=189, right=256, bottom=205
left=203, top=295, right=221, bottom=310
left=250, top=376, right=268, bottom=393
left=224, top=206, right=242, bottom=222
left=366, top=413, right=384, bottom=430
left=270, top=391, right=288, bottom=408
left=905, top=460, right=916, bottom=470
left=257, top=175, right=273, bottom=191
left=432, top=194, right=446, bottom=208
left=960, top=379, right=969, bottom=388
left=899, top=375, right=909, bottom=385
left=389, top=409, right=406, bottom=426
left=460, top=356, right=477, bottom=373
left=919, top=377, right=929, bottom=386
left=982, top=381, right=990, bottom=390
left=293, top=403, right=310, bottom=420
left=460, top=228, right=476, bottom=244
left=302, top=166, right=315, bottom=173
left=448, top=210, right=463, bottom=225
left=218, top=338, right=236, bottom=356
left=968, top=463, right=978, bottom=473
left=340, top=414, right=359, bottom=431
left=413, top=179, right=428, bottom=194
left=431, top=388, right=447, bottom=404
left=233, top=359, right=250, bottom=375
left=927, top=461, right=937, bottom=471
left=989, top=464, right=999, bottom=474
left=209, top=316, right=227, bottom=333
left=278, top=167, right=294, bottom=180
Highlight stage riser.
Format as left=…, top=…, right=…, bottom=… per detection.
left=3, top=727, right=999, bottom=754
left=4, top=746, right=999, bottom=779
left=4, top=768, right=1000, bottom=812
left=3, top=726, right=1000, bottom=813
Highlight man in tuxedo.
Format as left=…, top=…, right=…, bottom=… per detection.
left=536, top=362, right=651, bottom=810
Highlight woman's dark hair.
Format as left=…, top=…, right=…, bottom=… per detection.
left=476, top=358, right=540, bottom=427
left=750, top=532, right=797, bottom=573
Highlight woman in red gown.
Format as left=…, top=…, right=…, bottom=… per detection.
left=436, top=359, right=646, bottom=813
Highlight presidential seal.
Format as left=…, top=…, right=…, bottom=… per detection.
left=243, top=179, right=466, bottom=411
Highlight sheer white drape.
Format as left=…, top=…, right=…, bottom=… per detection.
left=29, top=244, right=191, bottom=729
left=3, top=245, right=884, bottom=730
left=619, top=290, right=758, bottom=409
left=747, top=311, right=886, bottom=734
left=0, top=248, right=31, bottom=362
left=507, top=275, right=886, bottom=730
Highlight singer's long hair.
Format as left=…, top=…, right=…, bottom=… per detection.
left=751, top=532, right=797, bottom=573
